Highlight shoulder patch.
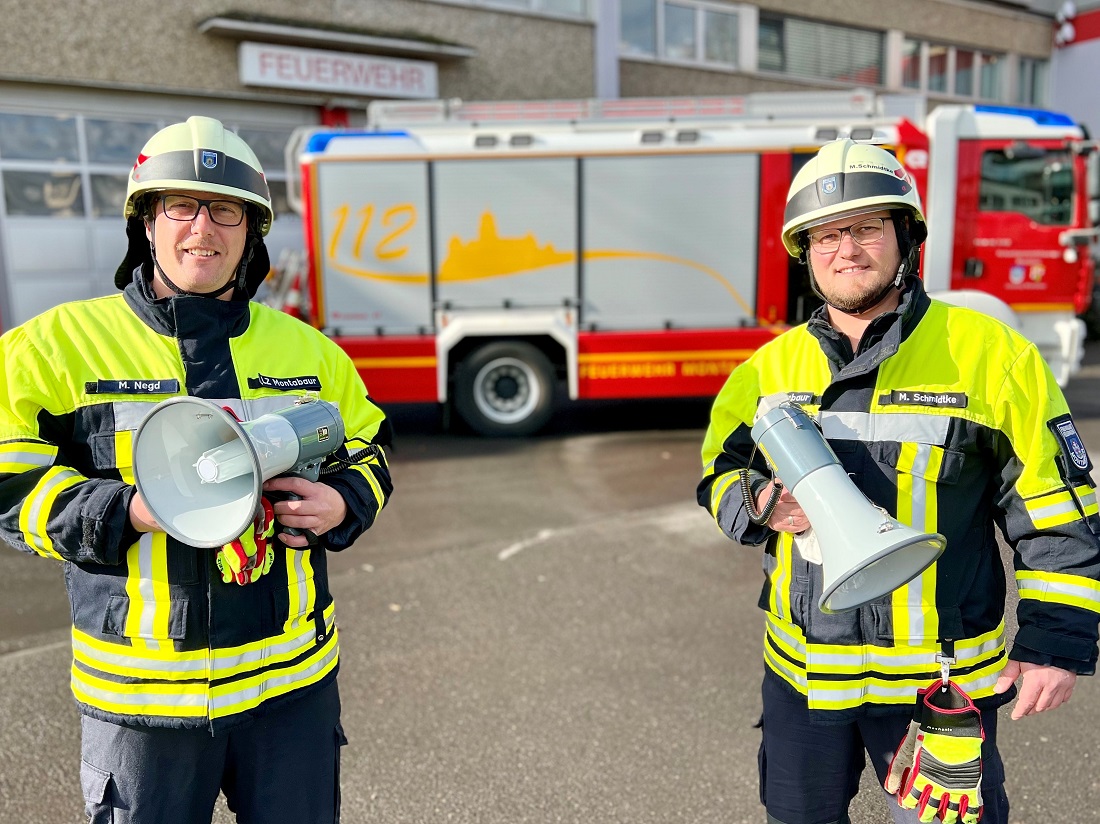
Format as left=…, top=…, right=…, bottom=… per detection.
left=1049, top=414, right=1092, bottom=475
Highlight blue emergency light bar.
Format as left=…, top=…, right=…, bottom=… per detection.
left=974, top=105, right=1077, bottom=128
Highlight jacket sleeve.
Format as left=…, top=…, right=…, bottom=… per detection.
left=994, top=342, right=1100, bottom=674
left=0, top=327, right=132, bottom=566
left=697, top=358, right=774, bottom=547
left=318, top=345, right=393, bottom=551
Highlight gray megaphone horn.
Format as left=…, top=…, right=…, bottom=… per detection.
left=748, top=402, right=946, bottom=613
left=132, top=396, right=344, bottom=547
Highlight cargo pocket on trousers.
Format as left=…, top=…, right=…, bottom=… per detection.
left=80, top=759, right=114, bottom=824
left=334, top=722, right=349, bottom=823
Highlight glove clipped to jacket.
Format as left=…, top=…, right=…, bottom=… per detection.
left=884, top=680, right=985, bottom=824
left=216, top=497, right=276, bottom=585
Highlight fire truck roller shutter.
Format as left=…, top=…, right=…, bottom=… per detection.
left=453, top=341, right=556, bottom=437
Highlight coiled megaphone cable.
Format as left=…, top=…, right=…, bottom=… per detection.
left=319, top=439, right=383, bottom=475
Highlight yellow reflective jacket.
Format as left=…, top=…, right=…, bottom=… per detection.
left=698, top=278, right=1100, bottom=721
left=0, top=275, right=392, bottom=732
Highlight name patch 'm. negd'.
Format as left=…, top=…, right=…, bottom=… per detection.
left=878, top=390, right=968, bottom=408
left=85, top=379, right=181, bottom=395
left=247, top=374, right=322, bottom=392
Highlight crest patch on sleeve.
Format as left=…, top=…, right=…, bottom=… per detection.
left=1048, top=414, right=1092, bottom=477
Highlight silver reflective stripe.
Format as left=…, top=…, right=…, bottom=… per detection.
left=135, top=533, right=157, bottom=639
left=1030, top=498, right=1079, bottom=521
left=764, top=645, right=807, bottom=688
left=766, top=614, right=805, bottom=656
left=112, top=401, right=159, bottom=432
left=908, top=443, right=934, bottom=640
left=0, top=446, right=55, bottom=469
left=73, top=675, right=207, bottom=708
left=820, top=411, right=949, bottom=446
left=807, top=647, right=935, bottom=669
left=210, top=637, right=339, bottom=713
left=1019, top=576, right=1100, bottom=606
left=210, top=612, right=333, bottom=676
left=956, top=631, right=1005, bottom=661
left=26, top=467, right=81, bottom=551
left=73, top=636, right=208, bottom=674
left=289, top=549, right=310, bottom=620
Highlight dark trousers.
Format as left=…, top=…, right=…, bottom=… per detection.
left=80, top=679, right=345, bottom=824
left=759, top=671, right=1009, bottom=824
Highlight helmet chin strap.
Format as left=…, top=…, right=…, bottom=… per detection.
left=147, top=220, right=246, bottom=299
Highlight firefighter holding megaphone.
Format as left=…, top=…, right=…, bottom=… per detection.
left=0, top=116, right=392, bottom=823
left=698, top=139, right=1100, bottom=824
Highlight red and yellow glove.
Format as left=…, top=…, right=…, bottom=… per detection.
left=216, top=497, right=276, bottom=585
left=886, top=680, right=985, bottom=824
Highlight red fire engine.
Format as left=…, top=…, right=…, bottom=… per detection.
left=281, top=89, right=1096, bottom=435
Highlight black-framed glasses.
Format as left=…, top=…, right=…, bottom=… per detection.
left=808, top=217, right=891, bottom=253
left=160, top=194, right=246, bottom=227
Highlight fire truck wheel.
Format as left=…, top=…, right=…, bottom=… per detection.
left=454, top=342, right=556, bottom=436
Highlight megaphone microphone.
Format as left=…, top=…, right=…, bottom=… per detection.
left=748, top=402, right=946, bottom=613
left=132, top=396, right=345, bottom=548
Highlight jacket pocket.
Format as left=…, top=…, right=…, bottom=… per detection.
left=103, top=594, right=189, bottom=641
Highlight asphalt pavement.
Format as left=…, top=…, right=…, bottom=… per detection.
left=3, top=346, right=1100, bottom=823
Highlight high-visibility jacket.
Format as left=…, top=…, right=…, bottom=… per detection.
left=0, top=274, right=392, bottom=732
left=698, top=277, right=1100, bottom=722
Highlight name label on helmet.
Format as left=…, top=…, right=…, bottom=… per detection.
left=85, top=379, right=181, bottom=395
left=247, top=374, right=322, bottom=392
left=878, top=390, right=968, bottom=408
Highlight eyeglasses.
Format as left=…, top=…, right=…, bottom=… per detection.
left=160, top=194, right=246, bottom=227
left=807, top=217, right=891, bottom=253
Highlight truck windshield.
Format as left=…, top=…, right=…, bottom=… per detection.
left=979, top=147, right=1074, bottom=226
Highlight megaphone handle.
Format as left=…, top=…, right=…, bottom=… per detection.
left=271, top=491, right=320, bottom=547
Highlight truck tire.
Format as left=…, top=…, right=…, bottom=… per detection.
left=453, top=342, right=556, bottom=436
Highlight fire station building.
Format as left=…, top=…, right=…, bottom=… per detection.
left=0, top=0, right=1063, bottom=330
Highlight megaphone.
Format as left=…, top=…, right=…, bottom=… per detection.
left=132, top=396, right=345, bottom=548
left=750, top=402, right=946, bottom=613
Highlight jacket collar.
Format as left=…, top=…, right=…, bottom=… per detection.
left=122, top=265, right=251, bottom=339
left=807, top=275, right=929, bottom=375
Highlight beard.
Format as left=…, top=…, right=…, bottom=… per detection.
left=820, top=281, right=893, bottom=314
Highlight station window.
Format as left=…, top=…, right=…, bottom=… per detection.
left=1017, top=57, right=1049, bottom=106
left=757, top=13, right=883, bottom=85
left=620, top=0, right=741, bottom=69
left=427, top=0, right=590, bottom=18
left=901, top=38, right=1006, bottom=102
left=0, top=113, right=297, bottom=222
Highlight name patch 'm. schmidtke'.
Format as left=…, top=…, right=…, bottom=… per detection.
left=878, top=390, right=968, bottom=408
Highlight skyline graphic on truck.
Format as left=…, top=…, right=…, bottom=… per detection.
left=324, top=207, right=754, bottom=317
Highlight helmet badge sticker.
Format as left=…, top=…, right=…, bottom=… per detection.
left=201, top=151, right=219, bottom=169
left=821, top=175, right=837, bottom=195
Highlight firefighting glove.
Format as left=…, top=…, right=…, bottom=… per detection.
left=884, top=683, right=929, bottom=797
left=889, top=681, right=985, bottom=824
left=216, top=497, right=276, bottom=585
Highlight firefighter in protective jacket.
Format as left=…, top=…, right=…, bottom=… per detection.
left=0, top=117, right=392, bottom=824
left=697, top=139, right=1100, bottom=824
